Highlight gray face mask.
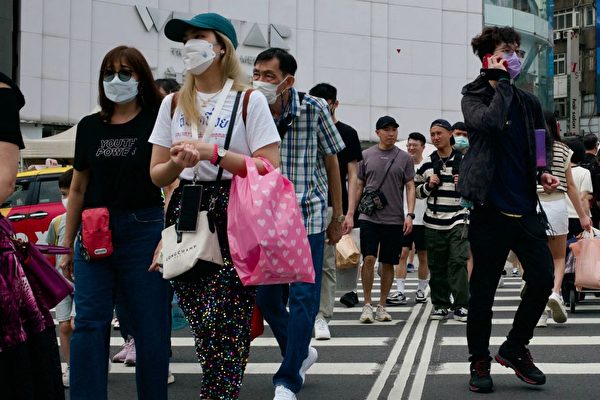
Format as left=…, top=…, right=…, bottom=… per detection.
left=103, top=75, right=139, bottom=104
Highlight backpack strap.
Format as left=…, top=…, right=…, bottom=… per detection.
left=51, top=215, right=62, bottom=245
left=170, top=92, right=180, bottom=119
left=242, top=89, right=254, bottom=126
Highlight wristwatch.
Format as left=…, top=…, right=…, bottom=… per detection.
left=334, top=215, right=345, bottom=223
left=215, top=147, right=227, bottom=166
left=406, top=213, right=416, bottom=219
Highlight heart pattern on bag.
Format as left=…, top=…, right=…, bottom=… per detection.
left=228, top=156, right=315, bottom=286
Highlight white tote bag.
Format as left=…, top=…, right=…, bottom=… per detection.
left=161, top=211, right=224, bottom=279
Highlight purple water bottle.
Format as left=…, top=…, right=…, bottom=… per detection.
left=534, top=129, right=546, bottom=167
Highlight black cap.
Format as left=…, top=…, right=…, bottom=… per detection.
left=376, top=116, right=399, bottom=130
left=430, top=119, right=452, bottom=131
left=451, top=121, right=467, bottom=131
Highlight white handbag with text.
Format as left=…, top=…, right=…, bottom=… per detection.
left=161, top=211, right=223, bottom=279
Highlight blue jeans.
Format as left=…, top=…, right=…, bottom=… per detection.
left=256, top=232, right=325, bottom=394
left=70, top=207, right=170, bottom=400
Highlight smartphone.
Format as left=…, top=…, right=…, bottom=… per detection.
left=177, top=184, right=203, bottom=232
left=482, top=53, right=508, bottom=69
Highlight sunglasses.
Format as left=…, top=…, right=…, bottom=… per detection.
left=102, top=69, right=133, bottom=82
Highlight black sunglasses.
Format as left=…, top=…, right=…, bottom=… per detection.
left=103, top=69, right=133, bottom=82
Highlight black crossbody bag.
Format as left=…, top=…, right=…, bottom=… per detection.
left=358, top=149, right=400, bottom=216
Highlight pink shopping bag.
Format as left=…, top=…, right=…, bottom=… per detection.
left=228, top=156, right=314, bottom=286
left=570, top=228, right=600, bottom=290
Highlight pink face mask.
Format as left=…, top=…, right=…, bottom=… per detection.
left=502, top=51, right=522, bottom=80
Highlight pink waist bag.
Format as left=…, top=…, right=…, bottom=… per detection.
left=80, top=208, right=113, bottom=261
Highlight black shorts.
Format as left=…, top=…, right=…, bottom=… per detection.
left=360, top=220, right=404, bottom=265
left=400, top=225, right=426, bottom=251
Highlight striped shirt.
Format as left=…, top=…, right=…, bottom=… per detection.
left=537, top=141, right=572, bottom=194
left=279, top=88, right=345, bottom=235
left=415, top=150, right=468, bottom=230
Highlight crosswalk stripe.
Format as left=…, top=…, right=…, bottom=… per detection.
left=492, top=305, right=600, bottom=311
left=361, top=293, right=521, bottom=301
left=431, top=363, right=600, bottom=375
left=357, top=281, right=523, bottom=287
left=61, top=337, right=392, bottom=348
left=65, top=362, right=382, bottom=375
left=444, top=317, right=600, bottom=325
left=440, top=336, right=600, bottom=346
left=332, top=307, right=412, bottom=313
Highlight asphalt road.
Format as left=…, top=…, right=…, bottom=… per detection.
left=58, top=274, right=600, bottom=399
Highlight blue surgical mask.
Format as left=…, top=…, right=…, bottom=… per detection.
left=103, top=75, right=139, bottom=104
left=453, top=136, right=469, bottom=151
left=502, top=51, right=522, bottom=80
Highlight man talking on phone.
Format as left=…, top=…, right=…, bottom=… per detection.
left=459, top=26, right=559, bottom=393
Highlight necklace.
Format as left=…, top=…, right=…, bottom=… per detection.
left=197, top=90, right=222, bottom=108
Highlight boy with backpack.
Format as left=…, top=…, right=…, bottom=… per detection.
left=46, top=168, right=74, bottom=387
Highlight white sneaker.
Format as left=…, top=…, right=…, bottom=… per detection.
left=415, top=289, right=427, bottom=303
left=299, top=346, right=318, bottom=383
left=536, top=310, right=548, bottom=327
left=62, top=366, right=69, bottom=387
left=547, top=292, right=567, bottom=323
left=274, top=385, right=297, bottom=400
left=314, top=318, right=331, bottom=340
left=167, top=368, right=175, bottom=384
left=359, top=304, right=374, bottom=323
left=375, top=305, right=392, bottom=322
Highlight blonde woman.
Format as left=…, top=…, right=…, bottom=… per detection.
left=149, top=13, right=280, bottom=399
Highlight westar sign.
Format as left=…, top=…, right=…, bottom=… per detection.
left=135, top=5, right=291, bottom=50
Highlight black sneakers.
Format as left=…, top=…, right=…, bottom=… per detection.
left=495, top=342, right=546, bottom=385
left=469, top=359, right=493, bottom=393
left=340, top=291, right=359, bottom=307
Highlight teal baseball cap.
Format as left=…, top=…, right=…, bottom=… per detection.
left=164, top=12, right=238, bottom=48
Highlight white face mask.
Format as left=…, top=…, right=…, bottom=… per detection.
left=252, top=78, right=288, bottom=104
left=182, top=39, right=216, bottom=76
left=62, top=198, right=68, bottom=208
left=103, top=75, right=139, bottom=104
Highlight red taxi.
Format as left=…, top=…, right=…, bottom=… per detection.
left=0, top=167, right=71, bottom=244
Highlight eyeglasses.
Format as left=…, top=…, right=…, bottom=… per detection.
left=503, top=48, right=526, bottom=59
left=103, top=69, right=133, bottom=82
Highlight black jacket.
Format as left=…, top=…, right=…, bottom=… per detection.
left=458, top=72, right=553, bottom=204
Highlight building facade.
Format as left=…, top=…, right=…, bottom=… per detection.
left=552, top=0, right=599, bottom=137
left=4, top=0, right=485, bottom=142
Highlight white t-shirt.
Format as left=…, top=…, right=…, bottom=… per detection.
left=404, top=159, right=426, bottom=225
left=149, top=89, right=280, bottom=181
left=566, top=165, right=593, bottom=218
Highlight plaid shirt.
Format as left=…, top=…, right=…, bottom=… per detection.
left=279, top=88, right=345, bottom=235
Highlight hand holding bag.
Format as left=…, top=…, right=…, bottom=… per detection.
left=335, top=234, right=360, bottom=269
left=227, top=156, right=315, bottom=286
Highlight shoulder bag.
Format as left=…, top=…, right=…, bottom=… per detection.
left=358, top=148, right=400, bottom=216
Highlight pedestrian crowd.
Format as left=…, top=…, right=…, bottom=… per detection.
left=1, top=15, right=600, bottom=400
